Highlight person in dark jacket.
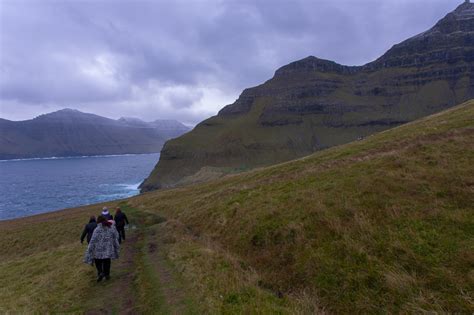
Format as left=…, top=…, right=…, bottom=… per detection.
left=114, top=207, right=129, bottom=243
left=101, top=207, right=113, bottom=220
left=80, top=216, right=97, bottom=244
left=84, top=215, right=120, bottom=282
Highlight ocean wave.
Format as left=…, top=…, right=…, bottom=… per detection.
left=116, top=182, right=142, bottom=191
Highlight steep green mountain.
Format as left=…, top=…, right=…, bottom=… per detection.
left=141, top=1, right=474, bottom=191
left=1, top=101, right=473, bottom=313
left=0, top=109, right=189, bottom=160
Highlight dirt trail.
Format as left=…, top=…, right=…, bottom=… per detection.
left=115, top=233, right=140, bottom=314
left=84, top=212, right=192, bottom=314
left=84, top=231, right=139, bottom=315
left=145, top=229, right=190, bottom=314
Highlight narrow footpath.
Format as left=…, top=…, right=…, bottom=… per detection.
left=83, top=206, right=193, bottom=314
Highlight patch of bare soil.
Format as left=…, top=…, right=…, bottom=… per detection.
left=85, top=233, right=140, bottom=315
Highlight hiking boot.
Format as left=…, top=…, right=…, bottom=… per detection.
left=97, top=273, right=104, bottom=282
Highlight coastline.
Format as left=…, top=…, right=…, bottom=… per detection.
left=0, top=197, right=127, bottom=223
left=0, top=154, right=159, bottom=221
left=0, top=188, right=141, bottom=222
left=0, top=152, right=161, bottom=162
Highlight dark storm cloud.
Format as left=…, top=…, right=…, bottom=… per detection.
left=0, top=0, right=462, bottom=125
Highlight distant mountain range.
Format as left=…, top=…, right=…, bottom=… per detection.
left=0, top=108, right=190, bottom=160
left=140, top=1, right=474, bottom=191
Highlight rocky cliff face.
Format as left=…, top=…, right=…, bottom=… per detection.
left=0, top=109, right=189, bottom=159
left=140, top=1, right=474, bottom=191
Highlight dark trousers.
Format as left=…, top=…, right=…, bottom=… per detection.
left=117, top=226, right=126, bottom=243
left=94, top=258, right=111, bottom=276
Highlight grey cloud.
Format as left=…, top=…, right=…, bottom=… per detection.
left=0, top=0, right=462, bottom=124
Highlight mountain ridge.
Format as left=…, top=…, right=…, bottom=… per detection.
left=0, top=108, right=190, bottom=160
left=141, top=1, right=474, bottom=191
left=5, top=108, right=189, bottom=129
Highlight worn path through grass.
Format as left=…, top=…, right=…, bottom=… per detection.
left=84, top=230, right=140, bottom=314
left=1, top=101, right=472, bottom=313
left=0, top=202, right=197, bottom=314
left=83, top=205, right=195, bottom=314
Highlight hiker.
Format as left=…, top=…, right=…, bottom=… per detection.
left=114, top=207, right=129, bottom=244
left=80, top=216, right=97, bottom=244
left=101, top=206, right=113, bottom=221
left=84, top=215, right=120, bottom=282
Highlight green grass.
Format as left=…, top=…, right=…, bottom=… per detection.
left=151, top=219, right=298, bottom=314
left=132, top=100, right=474, bottom=313
left=133, top=230, right=169, bottom=313
left=142, top=63, right=471, bottom=191
left=0, top=100, right=473, bottom=313
left=0, top=205, right=115, bottom=313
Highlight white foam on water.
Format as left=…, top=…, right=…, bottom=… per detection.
left=0, top=154, right=158, bottom=220
left=96, top=182, right=142, bottom=201
left=116, top=182, right=142, bottom=191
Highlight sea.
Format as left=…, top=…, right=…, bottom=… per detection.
left=0, top=153, right=160, bottom=220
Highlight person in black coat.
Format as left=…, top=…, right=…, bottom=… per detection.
left=80, top=216, right=97, bottom=244
left=114, top=207, right=129, bottom=243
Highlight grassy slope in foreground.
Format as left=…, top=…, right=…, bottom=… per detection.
left=132, top=100, right=474, bottom=313
left=0, top=100, right=473, bottom=313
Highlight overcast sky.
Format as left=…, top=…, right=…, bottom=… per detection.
left=0, top=0, right=463, bottom=125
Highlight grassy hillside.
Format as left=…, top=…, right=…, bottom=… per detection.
left=142, top=62, right=472, bottom=191
left=1, top=100, right=473, bottom=313
left=141, top=2, right=474, bottom=191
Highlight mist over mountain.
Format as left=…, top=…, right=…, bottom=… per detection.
left=0, top=108, right=189, bottom=160
left=118, top=116, right=191, bottom=139
left=141, top=1, right=474, bottom=191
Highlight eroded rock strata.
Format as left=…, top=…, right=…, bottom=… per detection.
left=141, top=1, right=474, bottom=191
